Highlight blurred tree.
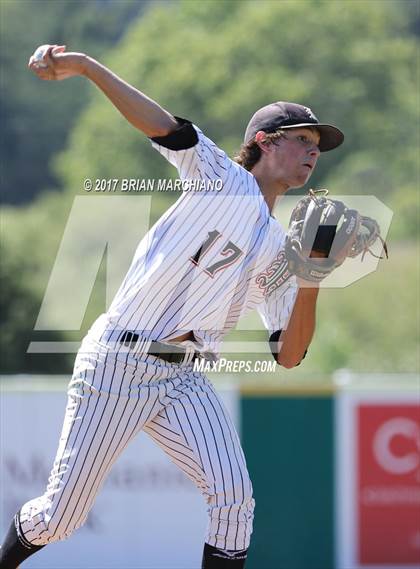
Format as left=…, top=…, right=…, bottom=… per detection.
left=0, top=0, right=151, bottom=205
left=0, top=237, right=73, bottom=373
left=401, top=0, right=420, bottom=37
left=310, top=241, right=420, bottom=373
left=55, top=0, right=418, bottom=237
left=1, top=0, right=418, bottom=373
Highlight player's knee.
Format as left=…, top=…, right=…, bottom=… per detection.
left=212, top=483, right=255, bottom=523
left=233, top=486, right=255, bottom=543
left=210, top=480, right=254, bottom=513
left=229, top=479, right=255, bottom=513
left=207, top=491, right=255, bottom=550
left=23, top=517, right=85, bottom=546
left=36, top=516, right=85, bottom=545
left=19, top=497, right=86, bottom=546
left=236, top=478, right=254, bottom=512
left=239, top=492, right=255, bottom=526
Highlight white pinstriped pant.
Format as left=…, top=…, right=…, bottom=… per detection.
left=18, top=337, right=254, bottom=552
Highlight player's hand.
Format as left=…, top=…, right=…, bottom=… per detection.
left=28, top=45, right=87, bottom=81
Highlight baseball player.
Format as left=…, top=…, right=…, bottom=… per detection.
left=0, top=45, right=344, bottom=569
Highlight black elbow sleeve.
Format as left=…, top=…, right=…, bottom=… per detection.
left=268, top=330, right=308, bottom=366
left=150, top=117, right=198, bottom=150
left=268, top=330, right=282, bottom=362
left=294, top=348, right=308, bottom=367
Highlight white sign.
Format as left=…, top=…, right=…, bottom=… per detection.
left=0, top=377, right=239, bottom=568
left=335, top=376, right=420, bottom=569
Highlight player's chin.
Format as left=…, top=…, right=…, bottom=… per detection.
left=289, top=172, right=312, bottom=189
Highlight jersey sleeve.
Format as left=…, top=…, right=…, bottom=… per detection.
left=257, top=280, right=298, bottom=335
left=150, top=117, right=232, bottom=184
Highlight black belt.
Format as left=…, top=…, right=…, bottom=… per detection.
left=119, top=331, right=198, bottom=364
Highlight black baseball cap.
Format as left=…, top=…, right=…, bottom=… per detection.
left=244, top=101, right=344, bottom=152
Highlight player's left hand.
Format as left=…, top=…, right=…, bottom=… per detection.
left=285, top=189, right=388, bottom=283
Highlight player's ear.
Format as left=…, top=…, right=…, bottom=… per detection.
left=254, top=131, right=271, bottom=153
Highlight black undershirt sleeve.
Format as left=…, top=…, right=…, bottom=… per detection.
left=150, top=116, right=198, bottom=150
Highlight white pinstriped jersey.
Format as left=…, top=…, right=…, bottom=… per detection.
left=102, top=120, right=298, bottom=358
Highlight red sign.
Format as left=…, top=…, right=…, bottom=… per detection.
left=357, top=404, right=420, bottom=565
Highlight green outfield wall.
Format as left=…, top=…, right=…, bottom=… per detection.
left=241, top=388, right=334, bottom=569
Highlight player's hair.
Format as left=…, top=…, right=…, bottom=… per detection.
left=234, top=130, right=287, bottom=171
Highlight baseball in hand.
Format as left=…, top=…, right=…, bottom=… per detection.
left=32, top=44, right=50, bottom=68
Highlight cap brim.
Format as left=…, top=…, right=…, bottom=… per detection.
left=280, top=123, right=344, bottom=152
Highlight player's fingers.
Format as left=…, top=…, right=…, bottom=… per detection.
left=28, top=53, right=45, bottom=68
left=28, top=59, right=43, bottom=74
left=28, top=60, right=56, bottom=80
left=44, top=44, right=66, bottom=70
left=40, top=46, right=62, bottom=79
left=51, top=45, right=66, bottom=55
left=43, top=45, right=57, bottom=66
left=30, top=44, right=53, bottom=67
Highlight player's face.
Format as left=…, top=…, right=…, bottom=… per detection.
left=271, top=127, right=321, bottom=188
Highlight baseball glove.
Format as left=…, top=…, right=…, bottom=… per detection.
left=284, top=189, right=388, bottom=283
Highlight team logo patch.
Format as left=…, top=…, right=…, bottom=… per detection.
left=256, top=251, right=292, bottom=296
